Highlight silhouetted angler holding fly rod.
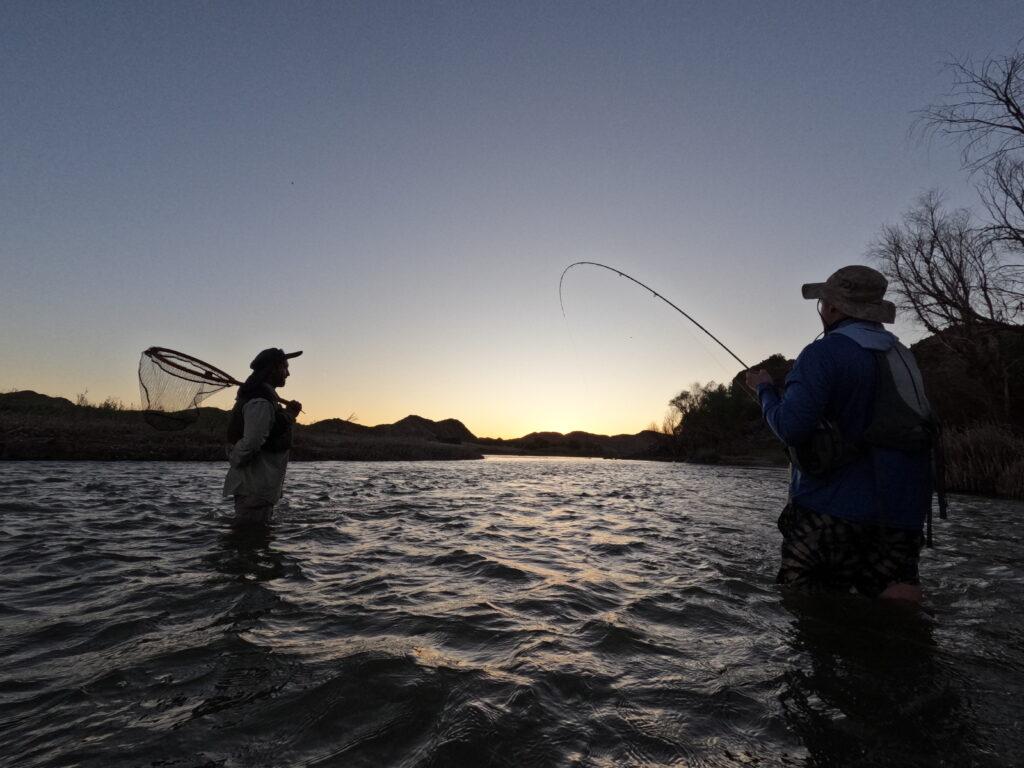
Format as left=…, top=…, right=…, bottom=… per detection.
left=745, top=266, right=943, bottom=603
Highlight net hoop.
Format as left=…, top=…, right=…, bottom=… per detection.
left=142, top=347, right=241, bottom=387
left=138, top=347, right=243, bottom=430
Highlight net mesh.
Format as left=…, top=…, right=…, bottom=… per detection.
left=138, top=347, right=239, bottom=430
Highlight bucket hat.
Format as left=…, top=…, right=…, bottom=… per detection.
left=801, top=265, right=896, bottom=324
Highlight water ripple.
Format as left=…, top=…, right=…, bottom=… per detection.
left=0, top=459, right=1021, bottom=767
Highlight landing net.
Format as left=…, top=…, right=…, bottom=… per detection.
left=138, top=347, right=240, bottom=430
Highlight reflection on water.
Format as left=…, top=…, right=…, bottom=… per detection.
left=214, top=521, right=291, bottom=582
left=0, top=459, right=1020, bottom=767
left=780, top=594, right=969, bottom=767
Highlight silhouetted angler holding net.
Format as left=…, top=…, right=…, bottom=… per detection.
left=138, top=346, right=303, bottom=524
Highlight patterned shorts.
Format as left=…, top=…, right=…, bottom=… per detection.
left=776, top=503, right=923, bottom=598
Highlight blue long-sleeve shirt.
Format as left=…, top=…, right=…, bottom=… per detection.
left=756, top=319, right=932, bottom=529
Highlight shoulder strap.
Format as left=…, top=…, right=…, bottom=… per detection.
left=884, top=342, right=932, bottom=420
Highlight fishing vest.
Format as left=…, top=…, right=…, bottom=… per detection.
left=788, top=339, right=937, bottom=477
left=225, top=385, right=293, bottom=453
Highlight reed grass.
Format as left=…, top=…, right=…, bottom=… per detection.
left=942, top=424, right=1024, bottom=499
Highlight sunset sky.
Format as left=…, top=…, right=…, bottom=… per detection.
left=2, top=2, right=1020, bottom=437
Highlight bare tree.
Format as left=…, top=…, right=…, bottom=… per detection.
left=871, top=192, right=1023, bottom=334
left=914, top=46, right=1024, bottom=267
left=873, top=193, right=1024, bottom=418
left=918, top=49, right=1024, bottom=172
left=980, top=154, right=1024, bottom=254
left=660, top=409, right=680, bottom=435
left=906, top=45, right=1024, bottom=309
left=874, top=47, right=1024, bottom=419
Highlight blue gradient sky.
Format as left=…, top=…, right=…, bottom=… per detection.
left=2, top=2, right=1019, bottom=437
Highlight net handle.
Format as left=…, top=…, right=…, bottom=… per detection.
left=144, top=346, right=243, bottom=387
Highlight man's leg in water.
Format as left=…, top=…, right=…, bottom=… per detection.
left=856, top=524, right=924, bottom=603
left=233, top=494, right=274, bottom=525
left=879, top=583, right=923, bottom=602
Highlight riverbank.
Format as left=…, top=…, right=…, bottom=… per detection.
left=7, top=391, right=1015, bottom=500
left=664, top=338, right=1024, bottom=500
left=0, top=392, right=483, bottom=462
left=0, top=391, right=675, bottom=462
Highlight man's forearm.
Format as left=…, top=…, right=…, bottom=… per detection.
left=759, top=381, right=822, bottom=445
left=229, top=401, right=274, bottom=466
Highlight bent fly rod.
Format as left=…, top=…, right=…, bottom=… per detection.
left=558, top=261, right=752, bottom=371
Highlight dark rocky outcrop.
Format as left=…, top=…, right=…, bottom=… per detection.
left=375, top=415, right=476, bottom=443
left=910, top=328, right=1024, bottom=431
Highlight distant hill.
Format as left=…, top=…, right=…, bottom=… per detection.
left=0, top=391, right=482, bottom=462
left=306, top=414, right=476, bottom=444
left=475, top=429, right=674, bottom=460
left=374, top=415, right=477, bottom=443
left=304, top=417, right=374, bottom=436
left=0, top=391, right=673, bottom=462
left=0, top=391, right=75, bottom=412
left=306, top=412, right=673, bottom=459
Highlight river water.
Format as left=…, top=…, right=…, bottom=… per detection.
left=1, top=458, right=1021, bottom=767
